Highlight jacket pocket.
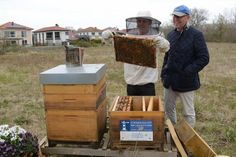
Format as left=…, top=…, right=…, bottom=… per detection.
left=171, top=73, right=196, bottom=90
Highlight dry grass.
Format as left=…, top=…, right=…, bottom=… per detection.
left=0, top=43, right=235, bottom=156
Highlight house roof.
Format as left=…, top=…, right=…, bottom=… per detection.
left=102, top=27, right=119, bottom=32
left=0, top=22, right=33, bottom=30
left=34, top=25, right=69, bottom=32
left=78, top=27, right=102, bottom=33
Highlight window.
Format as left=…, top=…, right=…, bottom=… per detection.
left=11, top=41, right=16, bottom=44
left=92, top=32, right=95, bottom=35
left=4, top=32, right=9, bottom=37
left=4, top=31, right=15, bottom=37
left=10, top=31, right=15, bottom=37
left=65, top=31, right=69, bottom=35
left=22, top=40, right=27, bottom=45
left=46, top=32, right=53, bottom=40
left=55, top=32, right=60, bottom=40
left=21, top=31, right=27, bottom=37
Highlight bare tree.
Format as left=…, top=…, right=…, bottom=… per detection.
left=189, top=8, right=208, bottom=29
left=213, top=14, right=228, bottom=41
left=231, top=8, right=236, bottom=24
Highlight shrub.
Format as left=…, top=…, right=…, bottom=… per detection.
left=0, top=125, right=38, bottom=157
left=70, top=39, right=102, bottom=47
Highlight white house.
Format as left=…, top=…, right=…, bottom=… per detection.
left=0, top=22, right=33, bottom=46
left=33, top=24, right=69, bottom=46
left=77, top=27, right=103, bottom=40
left=77, top=27, right=120, bottom=40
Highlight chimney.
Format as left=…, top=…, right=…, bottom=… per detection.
left=11, top=22, right=14, bottom=26
left=55, top=24, right=59, bottom=27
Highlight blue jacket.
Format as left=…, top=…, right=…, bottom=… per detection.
left=161, top=26, right=209, bottom=92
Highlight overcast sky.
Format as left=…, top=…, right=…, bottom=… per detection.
left=0, top=0, right=236, bottom=30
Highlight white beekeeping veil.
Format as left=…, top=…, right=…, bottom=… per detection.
left=126, top=10, right=161, bottom=35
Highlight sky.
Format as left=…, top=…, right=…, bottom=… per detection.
left=0, top=0, right=236, bottom=30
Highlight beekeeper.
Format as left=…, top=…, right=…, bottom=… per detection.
left=102, top=10, right=170, bottom=96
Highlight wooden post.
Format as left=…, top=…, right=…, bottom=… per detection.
left=142, top=96, right=146, bottom=111
left=112, top=96, right=120, bottom=111
left=147, top=96, right=153, bottom=111
left=166, top=119, right=188, bottom=157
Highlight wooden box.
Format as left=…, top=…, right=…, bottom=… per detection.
left=175, top=120, right=217, bottom=157
left=109, top=96, right=164, bottom=149
left=45, top=99, right=107, bottom=142
left=113, top=35, right=157, bottom=68
left=43, top=76, right=106, bottom=110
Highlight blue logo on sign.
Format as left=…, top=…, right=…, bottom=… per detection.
left=120, top=120, right=153, bottom=131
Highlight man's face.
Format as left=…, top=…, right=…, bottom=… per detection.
left=137, top=18, right=151, bottom=35
left=173, top=15, right=190, bottom=31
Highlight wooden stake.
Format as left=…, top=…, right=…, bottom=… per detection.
left=166, top=119, right=188, bottom=157
left=142, top=96, right=146, bottom=111
left=147, top=96, right=153, bottom=111
left=112, top=96, right=120, bottom=111
left=127, top=96, right=132, bottom=111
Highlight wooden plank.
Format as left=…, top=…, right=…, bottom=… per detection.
left=43, top=76, right=106, bottom=94
left=112, top=96, right=119, bottom=111
left=39, top=136, right=48, bottom=148
left=142, top=96, right=146, bottom=111
left=41, top=146, right=177, bottom=157
left=38, top=136, right=48, bottom=157
left=175, top=120, right=217, bottom=157
left=40, top=129, right=177, bottom=157
left=147, top=96, right=153, bottom=111
left=166, top=119, right=188, bottom=157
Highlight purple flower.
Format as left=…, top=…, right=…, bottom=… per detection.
left=0, top=125, right=39, bottom=157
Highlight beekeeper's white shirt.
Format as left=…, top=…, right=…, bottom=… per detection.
left=124, top=29, right=169, bottom=85
left=124, top=64, right=158, bottom=85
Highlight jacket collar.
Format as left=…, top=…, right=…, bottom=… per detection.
left=175, top=23, right=190, bottom=33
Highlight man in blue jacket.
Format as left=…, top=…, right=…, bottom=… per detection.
left=161, top=5, right=209, bottom=127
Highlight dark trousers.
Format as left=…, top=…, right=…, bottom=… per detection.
left=127, top=83, right=156, bottom=96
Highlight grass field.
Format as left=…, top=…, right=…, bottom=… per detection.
left=0, top=43, right=235, bottom=156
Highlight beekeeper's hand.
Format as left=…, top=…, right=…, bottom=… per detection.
left=102, top=30, right=114, bottom=40
left=153, top=35, right=170, bottom=53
